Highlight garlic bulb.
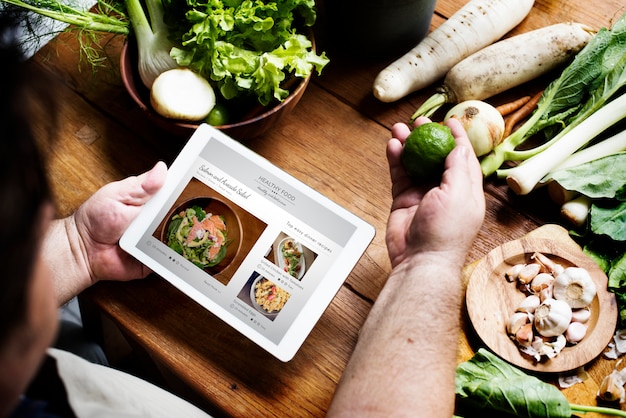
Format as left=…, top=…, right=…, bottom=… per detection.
left=534, top=298, right=572, bottom=337
left=553, top=267, right=597, bottom=309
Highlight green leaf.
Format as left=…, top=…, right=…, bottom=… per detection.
left=455, top=349, right=571, bottom=418
left=590, top=201, right=626, bottom=241
left=609, top=252, right=626, bottom=289
left=164, top=0, right=327, bottom=105
left=552, top=153, right=626, bottom=199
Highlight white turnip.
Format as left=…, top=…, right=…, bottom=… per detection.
left=372, top=0, right=534, bottom=103
left=413, top=22, right=595, bottom=118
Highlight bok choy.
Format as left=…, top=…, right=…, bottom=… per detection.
left=479, top=10, right=626, bottom=178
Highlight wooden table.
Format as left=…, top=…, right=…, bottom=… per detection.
left=32, top=0, right=626, bottom=416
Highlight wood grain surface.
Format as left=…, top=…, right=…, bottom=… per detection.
left=30, top=0, right=626, bottom=416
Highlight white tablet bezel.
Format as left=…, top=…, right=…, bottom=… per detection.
left=120, top=124, right=375, bottom=361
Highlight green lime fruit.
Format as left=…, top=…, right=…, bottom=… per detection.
left=401, top=122, right=456, bottom=181
left=206, top=103, right=230, bottom=126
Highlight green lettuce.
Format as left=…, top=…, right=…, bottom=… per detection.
left=163, top=0, right=329, bottom=105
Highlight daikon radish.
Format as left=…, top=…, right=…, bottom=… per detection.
left=372, top=0, right=534, bottom=103
left=413, top=22, right=595, bottom=118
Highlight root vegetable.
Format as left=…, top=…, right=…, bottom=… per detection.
left=150, top=68, right=216, bottom=121
left=561, top=195, right=592, bottom=228
left=372, top=0, right=534, bottom=103
left=443, top=100, right=505, bottom=156
left=412, top=23, right=594, bottom=117
left=502, top=90, right=543, bottom=138
left=496, top=96, right=531, bottom=117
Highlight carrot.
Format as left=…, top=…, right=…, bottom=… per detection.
left=496, top=96, right=531, bottom=117
left=372, top=0, right=535, bottom=103
left=503, top=90, right=543, bottom=138
left=411, top=22, right=595, bottom=119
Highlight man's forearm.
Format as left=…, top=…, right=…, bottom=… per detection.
left=327, top=253, right=465, bottom=417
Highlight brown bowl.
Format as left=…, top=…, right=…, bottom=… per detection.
left=120, top=40, right=312, bottom=141
left=466, top=237, right=617, bottom=373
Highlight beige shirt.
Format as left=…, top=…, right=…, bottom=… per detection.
left=48, top=348, right=211, bottom=418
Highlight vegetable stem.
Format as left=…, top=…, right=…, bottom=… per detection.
left=550, top=130, right=626, bottom=174
left=410, top=90, right=448, bottom=121
left=0, top=0, right=129, bottom=35
left=480, top=13, right=626, bottom=177
left=502, top=91, right=626, bottom=194
left=571, top=404, right=626, bottom=417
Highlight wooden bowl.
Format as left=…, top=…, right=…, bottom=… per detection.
left=120, top=40, right=312, bottom=141
left=466, top=237, right=617, bottom=373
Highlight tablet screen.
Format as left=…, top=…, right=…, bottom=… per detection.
left=120, top=124, right=375, bottom=361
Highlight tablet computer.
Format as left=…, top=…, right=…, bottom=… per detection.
left=120, top=124, right=376, bottom=361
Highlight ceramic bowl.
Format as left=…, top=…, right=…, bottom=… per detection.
left=120, top=39, right=312, bottom=141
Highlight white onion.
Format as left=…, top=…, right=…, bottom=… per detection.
left=150, top=68, right=216, bottom=122
left=444, top=100, right=505, bottom=156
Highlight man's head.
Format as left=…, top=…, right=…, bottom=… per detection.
left=0, top=16, right=60, bottom=415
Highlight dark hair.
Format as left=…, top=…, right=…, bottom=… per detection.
left=0, top=15, right=57, bottom=344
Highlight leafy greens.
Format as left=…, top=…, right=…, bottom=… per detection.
left=550, top=153, right=626, bottom=324
left=455, top=348, right=626, bottom=417
left=163, top=0, right=329, bottom=105
left=480, top=10, right=626, bottom=177
left=1, top=0, right=329, bottom=106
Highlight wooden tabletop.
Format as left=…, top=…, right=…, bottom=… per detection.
left=33, top=0, right=626, bottom=416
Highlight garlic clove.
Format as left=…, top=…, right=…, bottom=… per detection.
left=518, top=263, right=541, bottom=285
left=553, top=267, right=597, bottom=309
left=566, top=321, right=588, bottom=344
left=507, top=311, right=530, bottom=335
left=571, top=307, right=591, bottom=323
left=530, top=273, right=555, bottom=297
left=516, top=295, right=541, bottom=314
left=515, top=323, right=534, bottom=347
left=534, top=298, right=572, bottom=337
left=505, top=264, right=525, bottom=282
left=532, top=252, right=565, bottom=276
left=598, top=368, right=626, bottom=403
